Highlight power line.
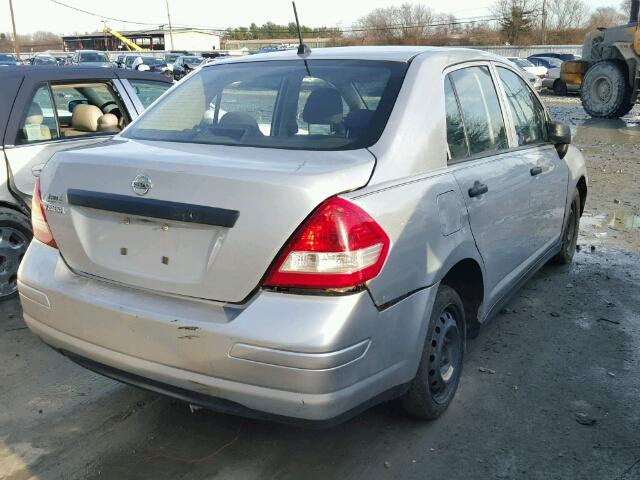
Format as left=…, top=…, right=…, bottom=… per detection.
left=47, top=0, right=162, bottom=26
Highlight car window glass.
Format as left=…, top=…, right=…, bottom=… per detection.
left=219, top=76, right=281, bottom=135
left=296, top=77, right=350, bottom=136
left=125, top=60, right=406, bottom=151
left=128, top=80, right=171, bottom=108
left=497, top=67, right=548, bottom=146
left=17, top=85, right=59, bottom=145
left=450, top=66, right=508, bottom=156
left=51, top=83, right=125, bottom=137
left=444, top=75, right=468, bottom=160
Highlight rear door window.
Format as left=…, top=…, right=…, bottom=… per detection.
left=449, top=66, right=508, bottom=156
left=50, top=82, right=127, bottom=137
left=497, top=67, right=548, bottom=146
left=16, top=84, right=59, bottom=145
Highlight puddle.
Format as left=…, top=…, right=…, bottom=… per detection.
left=581, top=210, right=640, bottom=233
left=573, top=118, right=640, bottom=146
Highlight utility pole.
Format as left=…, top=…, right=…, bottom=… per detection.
left=541, top=0, right=548, bottom=45
left=165, top=0, right=175, bottom=51
left=8, top=0, right=21, bottom=60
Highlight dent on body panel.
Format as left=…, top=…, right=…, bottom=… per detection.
left=352, top=173, right=478, bottom=306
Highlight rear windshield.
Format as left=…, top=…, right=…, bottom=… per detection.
left=80, top=52, right=109, bottom=63
left=0, top=53, right=16, bottom=61
left=124, top=59, right=407, bottom=150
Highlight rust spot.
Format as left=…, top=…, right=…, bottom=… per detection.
left=178, top=335, right=200, bottom=340
left=177, top=326, right=200, bottom=331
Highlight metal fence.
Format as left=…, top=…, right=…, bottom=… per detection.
left=463, top=45, right=582, bottom=58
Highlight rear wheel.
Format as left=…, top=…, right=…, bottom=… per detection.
left=0, top=208, right=32, bottom=301
left=551, top=190, right=580, bottom=265
left=581, top=61, right=633, bottom=118
left=402, top=285, right=465, bottom=420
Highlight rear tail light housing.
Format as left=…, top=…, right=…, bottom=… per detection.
left=31, top=177, right=57, bottom=249
left=264, top=197, right=390, bottom=290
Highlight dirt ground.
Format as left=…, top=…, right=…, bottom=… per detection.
left=1, top=96, right=639, bottom=480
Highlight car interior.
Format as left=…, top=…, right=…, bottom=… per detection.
left=51, top=83, right=128, bottom=137
left=18, top=82, right=128, bottom=144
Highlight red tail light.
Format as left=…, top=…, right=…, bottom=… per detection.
left=264, top=197, right=390, bottom=289
left=31, top=178, right=58, bottom=249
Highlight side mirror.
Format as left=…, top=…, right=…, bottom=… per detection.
left=549, top=121, right=571, bottom=159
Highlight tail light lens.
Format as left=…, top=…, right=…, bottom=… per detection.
left=264, top=197, right=390, bottom=289
left=31, top=178, right=57, bottom=249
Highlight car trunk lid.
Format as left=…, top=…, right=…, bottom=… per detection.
left=41, top=138, right=375, bottom=303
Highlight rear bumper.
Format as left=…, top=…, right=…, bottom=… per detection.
left=18, top=240, right=437, bottom=422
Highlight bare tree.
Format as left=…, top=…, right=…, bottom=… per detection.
left=588, top=6, right=626, bottom=28
left=547, top=0, right=590, bottom=31
left=492, top=0, right=541, bottom=44
left=356, top=3, right=435, bottom=42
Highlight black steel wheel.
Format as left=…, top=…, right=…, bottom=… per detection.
left=0, top=208, right=32, bottom=301
left=551, top=190, right=580, bottom=265
left=402, top=285, right=465, bottom=420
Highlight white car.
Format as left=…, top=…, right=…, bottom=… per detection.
left=507, top=58, right=548, bottom=78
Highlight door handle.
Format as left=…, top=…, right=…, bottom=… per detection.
left=468, top=181, right=488, bottom=198
left=530, top=166, right=543, bottom=176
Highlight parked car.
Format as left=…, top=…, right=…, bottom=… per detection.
left=68, top=50, right=112, bottom=68
left=0, top=67, right=172, bottom=299
left=18, top=47, right=587, bottom=425
left=163, top=52, right=186, bottom=72
left=507, top=57, right=547, bottom=78
left=31, top=54, right=58, bottom=66
left=123, top=55, right=139, bottom=70
left=508, top=61, right=544, bottom=91
left=535, top=53, right=579, bottom=62
left=115, top=54, right=128, bottom=68
left=172, top=55, right=204, bottom=80
left=135, top=56, right=169, bottom=74
left=0, top=53, right=19, bottom=66
left=528, top=56, right=576, bottom=95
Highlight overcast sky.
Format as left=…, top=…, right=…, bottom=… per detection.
left=0, top=0, right=626, bottom=35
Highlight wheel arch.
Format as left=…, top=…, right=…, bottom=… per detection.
left=439, top=258, right=484, bottom=335
left=576, top=176, right=587, bottom=216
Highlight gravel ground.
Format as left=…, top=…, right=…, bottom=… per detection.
left=1, top=95, right=639, bottom=480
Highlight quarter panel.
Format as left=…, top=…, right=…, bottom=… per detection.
left=346, top=172, right=484, bottom=306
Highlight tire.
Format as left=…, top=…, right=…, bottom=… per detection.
left=581, top=61, right=634, bottom=118
left=553, top=80, right=568, bottom=96
left=0, top=208, right=32, bottom=301
left=551, top=190, right=580, bottom=265
left=402, top=285, right=466, bottom=420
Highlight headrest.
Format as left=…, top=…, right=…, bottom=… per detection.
left=344, top=109, right=375, bottom=138
left=25, top=102, right=44, bottom=125
left=302, top=87, right=343, bottom=124
left=71, top=104, right=103, bottom=132
left=218, top=112, right=261, bottom=135
left=97, top=113, right=119, bottom=132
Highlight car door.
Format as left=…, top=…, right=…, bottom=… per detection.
left=444, top=64, right=535, bottom=309
left=495, top=66, right=569, bottom=257
left=3, top=79, right=137, bottom=202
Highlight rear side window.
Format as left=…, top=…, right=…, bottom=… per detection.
left=443, top=76, right=468, bottom=161
left=449, top=66, right=508, bottom=156
left=124, top=60, right=408, bottom=151
left=16, top=85, right=59, bottom=145
left=497, top=67, right=548, bottom=146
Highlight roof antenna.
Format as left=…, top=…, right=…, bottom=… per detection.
left=292, top=2, right=310, bottom=56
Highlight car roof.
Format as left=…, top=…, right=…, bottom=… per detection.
left=207, top=46, right=503, bottom=67
left=0, top=65, right=172, bottom=82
